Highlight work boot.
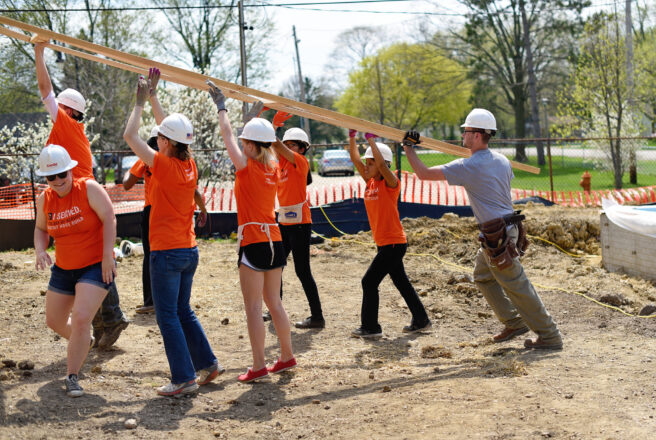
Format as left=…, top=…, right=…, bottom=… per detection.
left=98, top=319, right=129, bottom=349
left=294, top=316, right=325, bottom=329
left=524, top=337, right=563, bottom=350
left=492, top=326, right=529, bottom=343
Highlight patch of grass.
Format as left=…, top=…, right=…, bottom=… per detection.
left=395, top=150, right=656, bottom=192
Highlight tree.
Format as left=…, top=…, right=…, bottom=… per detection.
left=153, top=0, right=274, bottom=88
left=278, top=76, right=345, bottom=144
left=556, top=14, right=643, bottom=189
left=432, top=0, right=590, bottom=162
left=335, top=43, right=471, bottom=133
left=324, top=26, right=385, bottom=93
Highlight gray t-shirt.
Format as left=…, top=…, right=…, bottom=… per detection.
left=441, top=149, right=514, bottom=224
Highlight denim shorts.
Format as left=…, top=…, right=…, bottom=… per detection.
left=48, top=262, right=112, bottom=296
left=238, top=241, right=286, bottom=271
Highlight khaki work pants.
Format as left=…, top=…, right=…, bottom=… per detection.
left=473, top=225, right=562, bottom=343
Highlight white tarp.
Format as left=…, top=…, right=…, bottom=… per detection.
left=601, top=198, right=656, bottom=238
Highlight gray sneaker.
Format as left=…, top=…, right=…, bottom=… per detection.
left=65, top=374, right=84, bottom=397
left=197, top=362, right=226, bottom=385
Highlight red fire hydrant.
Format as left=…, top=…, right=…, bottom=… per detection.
left=579, top=170, right=591, bottom=192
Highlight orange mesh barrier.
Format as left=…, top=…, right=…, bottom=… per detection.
left=0, top=182, right=147, bottom=219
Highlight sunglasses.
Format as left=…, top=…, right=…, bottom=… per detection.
left=46, top=171, right=68, bottom=181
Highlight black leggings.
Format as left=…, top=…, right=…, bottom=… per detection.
left=141, top=205, right=152, bottom=307
left=361, top=243, right=429, bottom=332
left=279, top=223, right=323, bottom=320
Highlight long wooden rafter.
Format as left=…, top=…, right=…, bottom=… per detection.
left=0, top=15, right=539, bottom=174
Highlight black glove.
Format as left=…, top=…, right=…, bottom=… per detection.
left=403, top=130, right=420, bottom=147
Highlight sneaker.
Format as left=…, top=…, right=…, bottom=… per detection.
left=493, top=326, right=529, bottom=343
left=524, top=337, right=563, bottom=350
left=238, top=367, right=269, bottom=383
left=157, top=380, right=199, bottom=396
left=402, top=320, right=432, bottom=333
left=136, top=305, right=155, bottom=314
left=268, top=357, right=297, bottom=374
left=351, top=327, right=383, bottom=339
left=262, top=310, right=272, bottom=322
left=294, top=317, right=325, bottom=329
left=197, top=362, right=226, bottom=385
left=65, top=374, right=84, bottom=398
left=98, top=319, right=129, bottom=349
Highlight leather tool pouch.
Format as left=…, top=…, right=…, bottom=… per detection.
left=478, top=211, right=528, bottom=270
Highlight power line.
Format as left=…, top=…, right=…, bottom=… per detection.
left=0, top=0, right=416, bottom=13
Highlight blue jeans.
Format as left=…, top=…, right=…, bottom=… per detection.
left=150, top=247, right=216, bottom=383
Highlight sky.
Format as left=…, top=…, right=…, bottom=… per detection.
left=254, top=0, right=464, bottom=93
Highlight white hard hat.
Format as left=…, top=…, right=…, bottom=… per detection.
left=282, top=127, right=309, bottom=145
left=238, top=118, right=276, bottom=143
left=56, top=88, right=86, bottom=114
left=364, top=142, right=394, bottom=162
left=158, top=113, right=193, bottom=144
left=36, top=144, right=78, bottom=176
left=461, top=108, right=497, bottom=134
left=149, top=125, right=159, bottom=139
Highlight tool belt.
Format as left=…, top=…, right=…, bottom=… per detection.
left=478, top=210, right=529, bottom=270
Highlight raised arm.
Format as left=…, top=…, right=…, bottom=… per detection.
left=402, top=131, right=446, bottom=181
left=33, top=193, right=52, bottom=271
left=122, top=171, right=140, bottom=191
left=86, top=180, right=117, bottom=283
left=207, top=80, right=247, bottom=171
left=123, top=77, right=156, bottom=167
left=147, top=68, right=166, bottom=124
left=271, top=138, right=295, bottom=163
left=34, top=41, right=53, bottom=100
left=347, top=129, right=366, bottom=181
left=366, top=136, right=398, bottom=188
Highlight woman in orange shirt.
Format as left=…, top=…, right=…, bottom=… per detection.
left=34, top=144, right=116, bottom=398
left=347, top=131, right=431, bottom=338
left=208, top=81, right=296, bottom=383
left=271, top=123, right=324, bottom=329
left=123, top=77, right=220, bottom=396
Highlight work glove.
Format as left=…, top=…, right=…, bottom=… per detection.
left=364, top=133, right=376, bottom=140
left=403, top=130, right=421, bottom=147
left=206, top=80, right=227, bottom=112
left=244, top=101, right=265, bottom=124
left=273, top=110, right=293, bottom=128
left=348, top=129, right=357, bottom=138
left=136, top=77, right=149, bottom=107
left=148, top=67, right=160, bottom=97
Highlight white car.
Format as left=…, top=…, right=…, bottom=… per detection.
left=317, top=149, right=354, bottom=176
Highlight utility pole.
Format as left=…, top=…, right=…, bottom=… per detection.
left=626, top=0, right=637, bottom=183
left=519, top=0, right=544, bottom=165
left=238, top=1, right=248, bottom=121
left=292, top=25, right=314, bottom=169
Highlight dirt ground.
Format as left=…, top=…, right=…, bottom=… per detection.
left=1, top=203, right=655, bottom=439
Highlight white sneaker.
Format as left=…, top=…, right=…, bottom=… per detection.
left=157, top=380, right=199, bottom=396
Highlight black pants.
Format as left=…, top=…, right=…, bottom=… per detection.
left=279, top=223, right=323, bottom=320
left=141, top=205, right=153, bottom=307
left=361, top=243, right=429, bottom=332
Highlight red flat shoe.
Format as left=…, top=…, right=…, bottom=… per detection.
left=238, top=367, right=269, bottom=383
left=267, top=357, right=297, bottom=374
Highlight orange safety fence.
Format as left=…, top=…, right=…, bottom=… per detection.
left=2, top=178, right=655, bottom=220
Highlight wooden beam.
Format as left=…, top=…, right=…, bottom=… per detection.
left=0, top=16, right=540, bottom=174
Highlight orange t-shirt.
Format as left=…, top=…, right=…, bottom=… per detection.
left=277, top=152, right=311, bottom=225
left=363, top=178, right=406, bottom=247
left=47, top=107, right=94, bottom=180
left=235, top=158, right=282, bottom=247
left=149, top=152, right=197, bottom=251
left=43, top=179, right=103, bottom=270
left=129, top=159, right=152, bottom=207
